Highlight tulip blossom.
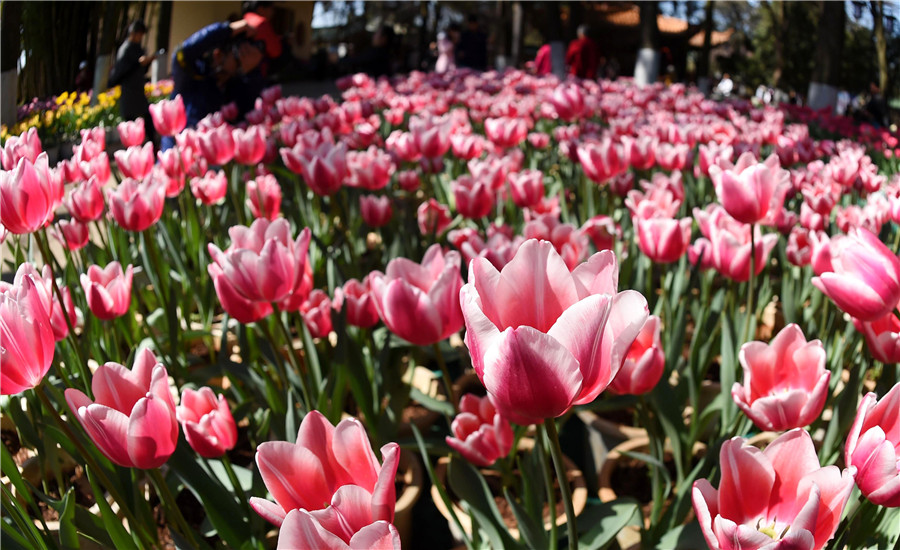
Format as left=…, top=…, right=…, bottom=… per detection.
left=408, top=114, right=452, bottom=159
left=251, top=410, right=400, bottom=527
left=276, top=493, right=401, bottom=550
left=693, top=429, right=855, bottom=550
left=300, top=290, right=333, bottom=339
left=416, top=199, right=452, bottom=237
left=446, top=394, right=514, bottom=468
left=811, top=228, right=900, bottom=322
left=581, top=215, right=619, bottom=252
left=608, top=315, right=665, bottom=395
left=732, top=324, right=829, bottom=432
left=655, top=142, right=691, bottom=172
left=149, top=95, right=187, bottom=136
left=710, top=153, right=789, bottom=226
left=549, top=83, right=584, bottom=121
left=2, top=263, right=80, bottom=342
left=396, top=170, right=420, bottom=192
left=346, top=147, right=395, bottom=190
left=208, top=218, right=311, bottom=323
left=107, top=177, right=166, bottom=232
left=301, top=142, right=348, bottom=196
left=65, top=348, right=178, bottom=469
left=333, top=277, right=380, bottom=329
left=54, top=219, right=90, bottom=251
left=786, top=227, right=813, bottom=267
left=450, top=133, right=485, bottom=160
left=232, top=126, right=267, bottom=165
left=79, top=152, right=111, bottom=186
left=577, top=139, right=624, bottom=184
left=622, top=135, right=658, bottom=171
left=246, top=174, right=282, bottom=220
left=190, top=170, right=228, bottom=206
left=65, top=176, right=105, bottom=222
left=369, top=244, right=463, bottom=346
left=114, top=143, right=155, bottom=180
left=508, top=169, right=544, bottom=208
left=1, top=127, right=42, bottom=170
left=176, top=387, right=238, bottom=459
left=80, top=262, right=133, bottom=320
left=484, top=117, right=528, bottom=149
left=691, top=205, right=778, bottom=282
left=117, top=118, right=145, bottom=147
left=460, top=240, right=648, bottom=424
left=845, top=384, right=900, bottom=507
left=0, top=277, right=55, bottom=395
left=359, top=195, right=393, bottom=228
left=852, top=311, right=900, bottom=364
left=634, top=216, right=692, bottom=264
left=452, top=175, right=494, bottom=219
left=198, top=124, right=236, bottom=166
left=0, top=153, right=62, bottom=234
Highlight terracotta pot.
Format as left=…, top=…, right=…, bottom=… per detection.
left=598, top=436, right=707, bottom=550
left=577, top=408, right=647, bottom=442
left=430, top=437, right=588, bottom=543
left=398, top=366, right=447, bottom=438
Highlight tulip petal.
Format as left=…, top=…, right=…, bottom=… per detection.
left=349, top=521, right=401, bottom=550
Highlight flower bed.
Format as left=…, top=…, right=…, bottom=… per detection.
left=1, top=68, right=899, bottom=549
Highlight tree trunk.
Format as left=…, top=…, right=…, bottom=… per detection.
left=807, top=0, right=846, bottom=110
left=1, top=1, right=22, bottom=128
left=154, top=0, right=174, bottom=82
left=772, top=1, right=787, bottom=88
left=871, top=1, right=889, bottom=94
left=634, top=1, right=660, bottom=85
left=698, top=0, right=714, bottom=94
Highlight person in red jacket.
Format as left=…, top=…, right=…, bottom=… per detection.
left=565, top=24, right=599, bottom=79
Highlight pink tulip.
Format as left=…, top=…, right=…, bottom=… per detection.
left=446, top=394, right=514, bottom=468
left=347, top=146, right=395, bottom=191
left=65, top=176, right=105, bottom=222
left=581, top=215, right=619, bottom=252
left=54, top=218, right=90, bottom=251
left=0, top=153, right=61, bottom=234
left=3, top=263, right=80, bottom=342
left=484, top=117, right=528, bottom=149
left=250, top=410, right=400, bottom=527
left=622, top=135, right=658, bottom=171
left=711, top=154, right=789, bottom=226
left=527, top=132, right=550, bottom=149
left=577, top=139, right=624, bottom=184
left=450, top=134, right=485, bottom=160
left=198, top=124, right=236, bottom=166
left=80, top=127, right=106, bottom=149
left=811, top=227, right=900, bottom=322
left=149, top=95, right=187, bottom=136
left=452, top=175, right=494, bottom=219
left=117, top=119, right=145, bottom=147
left=396, top=170, right=420, bottom=192
left=80, top=262, right=133, bottom=320
left=302, top=142, right=348, bottom=196
left=408, top=114, right=452, bottom=159
left=359, top=195, right=393, bottom=228
left=416, top=199, right=452, bottom=237
left=385, top=131, right=420, bottom=162
left=107, top=177, right=166, bottom=232
left=732, top=324, right=829, bottom=431
left=635, top=216, right=692, bottom=264
left=692, top=206, right=778, bottom=282
left=549, top=83, right=585, bottom=121
left=65, top=348, right=178, bottom=469
left=177, top=387, right=238, bottom=459
left=0, top=277, right=55, bottom=395
left=845, top=383, right=900, bottom=507
left=608, top=315, right=665, bottom=395
left=232, top=126, right=267, bottom=165
left=1, top=127, right=42, bottom=170
left=246, top=174, right=282, bottom=220
left=114, top=143, right=155, bottom=180
left=79, top=152, right=111, bottom=185
left=208, top=219, right=311, bottom=323
left=852, top=311, right=900, bottom=367
left=693, top=429, right=855, bottom=550
left=460, top=240, right=648, bottom=424
left=190, top=170, right=228, bottom=206
left=276, top=493, right=401, bottom=550
left=786, top=227, right=813, bottom=267
left=333, top=277, right=380, bottom=329
left=508, top=169, right=544, bottom=208
left=301, top=289, right=333, bottom=339
left=369, top=244, right=463, bottom=346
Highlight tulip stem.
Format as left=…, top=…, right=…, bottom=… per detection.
left=432, top=342, right=456, bottom=413
left=219, top=454, right=252, bottom=519
left=148, top=468, right=201, bottom=549
left=743, top=224, right=756, bottom=345
left=535, top=424, right=558, bottom=550
left=36, top=385, right=157, bottom=548
left=544, top=419, right=577, bottom=550
left=272, top=306, right=314, bottom=410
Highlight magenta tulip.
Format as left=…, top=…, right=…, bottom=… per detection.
left=811, top=227, right=900, bottom=322
left=246, top=174, right=282, bottom=220
left=577, top=139, right=624, bottom=184
left=250, top=410, right=400, bottom=527
left=369, top=244, right=463, bottom=346
left=608, top=315, right=665, bottom=395
left=0, top=153, right=61, bottom=234
left=711, top=154, right=789, bottom=225
left=114, top=143, right=155, bottom=180
left=66, top=176, right=105, bottom=222
left=845, top=384, right=899, bottom=507
left=635, top=216, right=692, bottom=264
left=1, top=127, right=42, bottom=170
left=107, top=177, right=166, bottom=232
left=300, top=289, right=333, bottom=339
left=54, top=218, right=90, bottom=251
left=484, top=116, right=528, bottom=149
left=732, top=324, right=829, bottom=431
left=693, top=429, right=855, bottom=550
left=416, top=199, right=452, bottom=237
left=80, top=262, right=133, bottom=320
left=0, top=277, right=55, bottom=395
left=346, top=146, right=395, bottom=191
left=852, top=311, right=900, bottom=364
left=446, top=394, right=514, bottom=468
left=232, top=126, right=267, bottom=165
left=460, top=239, right=648, bottom=424
left=508, top=169, right=544, bottom=208
left=65, top=348, right=178, bottom=469
left=359, top=195, right=393, bottom=228
left=452, top=175, right=494, bottom=219
left=190, top=170, right=228, bottom=206
left=177, top=387, right=238, bottom=459
left=333, top=277, right=379, bottom=329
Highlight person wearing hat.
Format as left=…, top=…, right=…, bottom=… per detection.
left=109, top=20, right=158, bottom=143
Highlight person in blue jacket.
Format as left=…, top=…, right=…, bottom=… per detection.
left=162, top=19, right=264, bottom=150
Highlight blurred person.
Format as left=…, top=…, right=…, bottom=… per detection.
left=565, top=24, right=599, bottom=79
left=363, top=24, right=396, bottom=78
left=109, top=20, right=158, bottom=143
left=862, top=82, right=889, bottom=128
left=434, top=24, right=460, bottom=74
left=457, top=14, right=488, bottom=71
left=532, top=43, right=552, bottom=76
left=716, top=73, right=734, bottom=96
